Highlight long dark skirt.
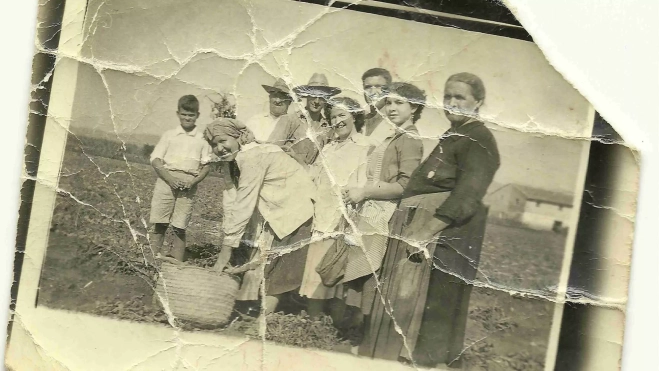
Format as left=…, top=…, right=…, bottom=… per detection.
left=412, top=267, right=472, bottom=367
left=237, top=217, right=311, bottom=300
left=360, top=192, right=485, bottom=368
left=359, top=194, right=449, bottom=360
left=264, top=218, right=312, bottom=296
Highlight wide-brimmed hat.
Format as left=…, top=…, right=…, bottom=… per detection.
left=293, top=73, right=341, bottom=98
left=261, top=78, right=292, bottom=98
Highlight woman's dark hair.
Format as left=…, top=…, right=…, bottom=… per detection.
left=446, top=72, right=486, bottom=105
left=325, top=96, right=365, bottom=132
left=385, top=82, right=426, bottom=123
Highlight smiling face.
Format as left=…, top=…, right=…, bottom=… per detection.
left=306, top=96, right=326, bottom=114
left=269, top=92, right=292, bottom=118
left=330, top=107, right=356, bottom=141
left=363, top=75, right=388, bottom=110
left=209, top=134, right=240, bottom=161
left=385, top=95, right=417, bottom=126
left=443, top=81, right=483, bottom=125
left=177, top=108, right=200, bottom=132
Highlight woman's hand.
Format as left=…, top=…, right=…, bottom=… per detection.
left=407, top=218, right=450, bottom=246
left=401, top=221, right=424, bottom=261
left=223, top=265, right=241, bottom=275
left=212, top=247, right=232, bottom=273
left=225, top=260, right=260, bottom=275
left=403, top=227, right=432, bottom=262
left=402, top=218, right=449, bottom=262
left=344, top=187, right=367, bottom=204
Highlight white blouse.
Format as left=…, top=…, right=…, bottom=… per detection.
left=310, top=134, right=372, bottom=234
left=221, top=143, right=316, bottom=248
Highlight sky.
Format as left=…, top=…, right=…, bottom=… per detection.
left=68, top=0, right=592, bottom=194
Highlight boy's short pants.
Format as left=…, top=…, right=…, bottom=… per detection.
left=149, top=172, right=198, bottom=229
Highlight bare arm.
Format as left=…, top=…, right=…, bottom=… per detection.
left=186, top=163, right=211, bottom=188
left=212, top=246, right=232, bottom=272
left=152, top=158, right=185, bottom=189
left=212, top=158, right=265, bottom=271
left=364, top=181, right=404, bottom=200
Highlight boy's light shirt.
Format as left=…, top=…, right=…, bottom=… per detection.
left=150, top=125, right=213, bottom=176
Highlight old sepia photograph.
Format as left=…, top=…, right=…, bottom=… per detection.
left=5, top=1, right=640, bottom=371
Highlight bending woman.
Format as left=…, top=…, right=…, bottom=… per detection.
left=339, top=82, right=425, bottom=330
left=360, top=73, right=500, bottom=369
left=206, top=118, right=315, bottom=315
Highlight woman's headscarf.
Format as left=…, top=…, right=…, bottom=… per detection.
left=204, top=118, right=256, bottom=146
left=204, top=118, right=255, bottom=186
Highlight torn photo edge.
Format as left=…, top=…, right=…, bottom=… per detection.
left=4, top=0, right=639, bottom=370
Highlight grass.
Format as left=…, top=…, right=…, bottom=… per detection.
left=38, top=148, right=568, bottom=370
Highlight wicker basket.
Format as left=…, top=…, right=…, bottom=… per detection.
left=155, top=262, right=239, bottom=328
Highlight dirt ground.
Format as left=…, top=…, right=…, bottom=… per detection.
left=37, top=150, right=566, bottom=370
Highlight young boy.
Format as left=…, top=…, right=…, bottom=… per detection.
left=149, top=95, right=213, bottom=262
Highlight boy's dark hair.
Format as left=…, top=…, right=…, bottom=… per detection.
left=361, top=68, right=392, bottom=84
left=178, top=95, right=200, bottom=112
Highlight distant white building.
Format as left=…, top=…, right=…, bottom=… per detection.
left=484, top=184, right=574, bottom=231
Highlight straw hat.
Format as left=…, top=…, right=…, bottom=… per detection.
left=261, top=78, right=292, bottom=98
left=293, top=73, right=341, bottom=98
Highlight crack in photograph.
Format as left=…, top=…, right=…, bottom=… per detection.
left=8, top=1, right=634, bottom=370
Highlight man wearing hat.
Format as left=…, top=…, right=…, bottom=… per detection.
left=245, top=78, right=294, bottom=142
left=268, top=73, right=341, bottom=166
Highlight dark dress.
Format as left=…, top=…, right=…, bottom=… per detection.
left=360, top=120, right=500, bottom=367
left=264, top=219, right=312, bottom=296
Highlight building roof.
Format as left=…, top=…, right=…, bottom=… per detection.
left=489, top=183, right=575, bottom=207
left=517, top=185, right=574, bottom=207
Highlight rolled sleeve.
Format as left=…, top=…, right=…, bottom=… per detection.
left=150, top=132, right=171, bottom=163
left=394, top=134, right=423, bottom=189
left=199, top=141, right=214, bottom=165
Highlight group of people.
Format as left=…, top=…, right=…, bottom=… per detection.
left=147, top=68, right=500, bottom=368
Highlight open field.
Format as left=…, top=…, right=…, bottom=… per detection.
left=37, top=149, right=567, bottom=370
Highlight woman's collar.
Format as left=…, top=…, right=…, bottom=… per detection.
left=394, top=120, right=416, bottom=134
left=237, top=142, right=260, bottom=154
left=450, top=117, right=482, bottom=134
left=452, top=117, right=477, bottom=129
